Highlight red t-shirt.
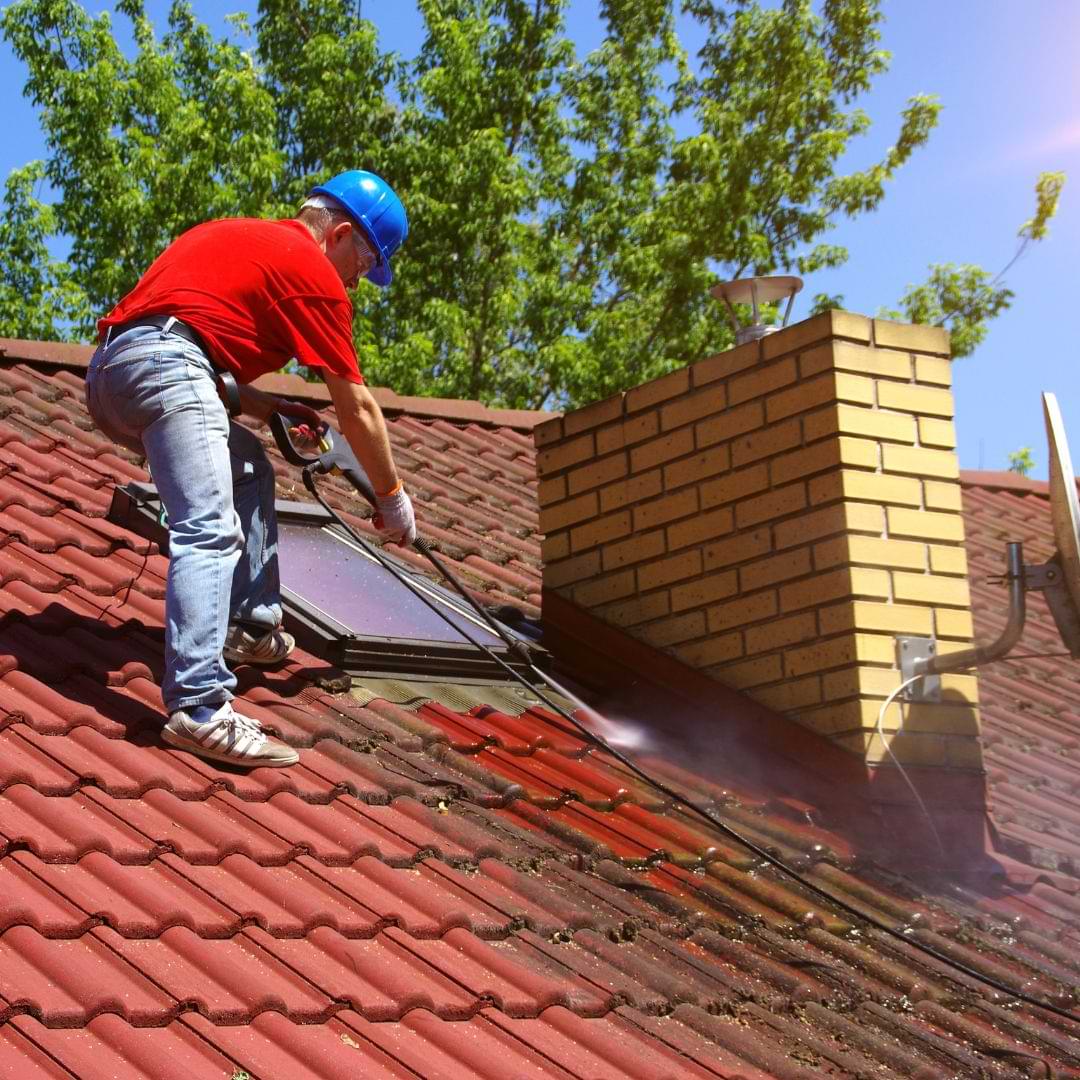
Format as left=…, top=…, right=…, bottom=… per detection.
left=98, top=218, right=363, bottom=384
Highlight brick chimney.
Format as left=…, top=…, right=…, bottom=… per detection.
left=535, top=311, right=981, bottom=771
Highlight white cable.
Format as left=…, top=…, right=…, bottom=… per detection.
left=876, top=673, right=946, bottom=857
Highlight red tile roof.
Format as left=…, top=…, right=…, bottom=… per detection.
left=961, top=470, right=1080, bottom=879
left=0, top=342, right=1078, bottom=1077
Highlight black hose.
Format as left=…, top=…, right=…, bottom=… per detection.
left=301, top=464, right=1080, bottom=1027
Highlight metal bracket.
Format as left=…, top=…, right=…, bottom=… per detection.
left=897, top=636, right=941, bottom=702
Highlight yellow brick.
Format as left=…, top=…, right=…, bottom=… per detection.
left=735, top=483, right=808, bottom=529
left=847, top=731, right=950, bottom=768
left=707, top=589, right=778, bottom=632
left=637, top=549, right=703, bottom=592
left=739, top=548, right=812, bottom=592
left=812, top=470, right=920, bottom=507
left=802, top=341, right=912, bottom=381
left=667, top=506, right=735, bottom=551
left=541, top=532, right=570, bottom=562
left=537, top=431, right=596, bottom=474
left=764, top=372, right=840, bottom=423
left=881, top=444, right=959, bottom=481
left=745, top=611, right=818, bottom=653
left=728, top=357, right=798, bottom=407
left=928, top=544, right=968, bottom=576
left=660, top=384, right=727, bottom=432
left=819, top=601, right=933, bottom=636
left=695, top=400, right=765, bottom=448
left=670, top=571, right=738, bottom=612
left=625, top=367, right=690, bottom=413
left=918, top=417, right=956, bottom=449
left=822, top=665, right=900, bottom=700
left=923, top=480, right=963, bottom=512
left=638, top=611, right=708, bottom=649
left=941, top=672, right=979, bottom=703
left=567, top=452, right=628, bottom=495
left=598, top=591, right=671, bottom=628
left=914, top=355, right=953, bottom=386
left=753, top=675, right=823, bottom=712
left=716, top=653, right=783, bottom=689
left=675, top=631, right=743, bottom=668
left=700, top=463, right=770, bottom=509
left=703, top=527, right=771, bottom=572
left=803, top=403, right=917, bottom=445
left=601, top=530, right=666, bottom=573
left=882, top=703, right=980, bottom=737
left=538, top=475, right=567, bottom=507
left=877, top=382, right=954, bottom=419
left=762, top=310, right=857, bottom=360
left=731, top=418, right=802, bottom=467
left=633, top=488, right=700, bottom=531
left=785, top=633, right=894, bottom=677
left=836, top=341, right=913, bottom=380
left=834, top=372, right=876, bottom=406
left=773, top=502, right=884, bottom=550
left=815, top=534, right=927, bottom=572
left=796, top=701, right=864, bottom=736
left=630, top=427, right=695, bottom=472
left=533, top=416, right=564, bottom=448
left=691, top=339, right=761, bottom=386
left=873, top=319, right=951, bottom=355
left=850, top=567, right=893, bottom=598
left=886, top=506, right=964, bottom=542
left=934, top=608, right=974, bottom=639
left=784, top=636, right=857, bottom=677
left=828, top=310, right=874, bottom=343
left=573, top=569, right=636, bottom=606
left=946, top=738, right=984, bottom=769
left=664, top=444, right=733, bottom=489
left=546, top=550, right=603, bottom=589
left=770, top=436, right=878, bottom=486
left=540, top=491, right=599, bottom=533
left=600, top=470, right=662, bottom=513
left=563, top=393, right=624, bottom=436
left=569, top=509, right=630, bottom=553
left=778, top=568, right=851, bottom=613
left=596, top=411, right=659, bottom=455
left=892, top=572, right=970, bottom=607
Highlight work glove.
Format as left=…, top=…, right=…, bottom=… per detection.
left=373, top=483, right=417, bottom=546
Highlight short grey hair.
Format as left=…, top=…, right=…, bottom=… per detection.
left=296, top=194, right=353, bottom=237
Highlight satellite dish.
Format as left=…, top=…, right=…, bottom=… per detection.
left=1040, top=392, right=1080, bottom=656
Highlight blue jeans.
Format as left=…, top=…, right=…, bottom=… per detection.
left=86, top=324, right=282, bottom=713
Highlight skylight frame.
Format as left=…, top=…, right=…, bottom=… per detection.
left=109, top=482, right=545, bottom=682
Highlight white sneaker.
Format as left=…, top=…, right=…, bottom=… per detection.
left=223, top=624, right=296, bottom=666
left=162, top=701, right=299, bottom=768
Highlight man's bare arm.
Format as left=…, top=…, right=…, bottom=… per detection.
left=322, top=372, right=400, bottom=495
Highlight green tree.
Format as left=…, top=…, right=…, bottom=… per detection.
left=1007, top=446, right=1035, bottom=477
left=0, top=0, right=1057, bottom=407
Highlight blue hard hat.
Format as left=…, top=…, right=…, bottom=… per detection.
left=310, top=170, right=408, bottom=287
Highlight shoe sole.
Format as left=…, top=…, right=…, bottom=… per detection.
left=161, top=728, right=299, bottom=768
left=222, top=648, right=294, bottom=666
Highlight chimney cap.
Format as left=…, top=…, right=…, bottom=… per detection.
left=710, top=275, right=803, bottom=306
left=710, top=275, right=804, bottom=346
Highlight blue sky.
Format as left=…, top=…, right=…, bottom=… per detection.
left=2, top=1, right=1077, bottom=477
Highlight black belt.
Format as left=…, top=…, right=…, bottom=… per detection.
left=108, top=314, right=210, bottom=355
left=105, top=315, right=242, bottom=419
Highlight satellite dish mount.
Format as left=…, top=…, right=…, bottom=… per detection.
left=901, top=392, right=1080, bottom=700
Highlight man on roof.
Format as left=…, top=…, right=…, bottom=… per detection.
left=88, top=170, right=416, bottom=770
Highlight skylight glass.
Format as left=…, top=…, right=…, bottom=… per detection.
left=277, top=523, right=505, bottom=646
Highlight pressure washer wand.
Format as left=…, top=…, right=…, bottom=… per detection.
left=269, top=413, right=542, bottom=669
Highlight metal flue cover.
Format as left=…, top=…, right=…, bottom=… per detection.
left=1043, top=391, right=1080, bottom=621
left=710, top=275, right=803, bottom=346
